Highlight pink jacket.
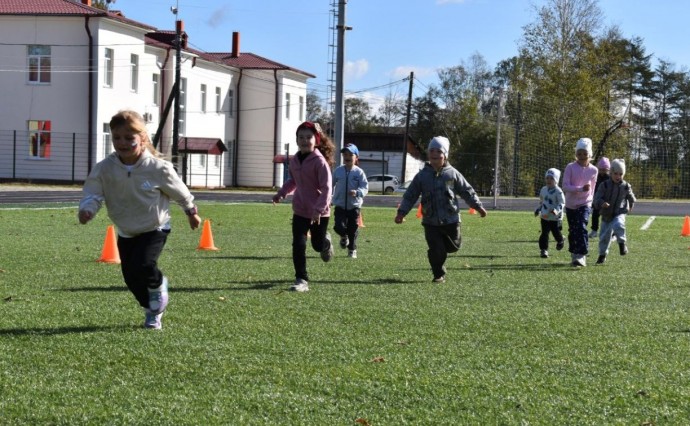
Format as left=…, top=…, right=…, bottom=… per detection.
left=277, top=149, right=332, bottom=219
left=562, top=161, right=598, bottom=209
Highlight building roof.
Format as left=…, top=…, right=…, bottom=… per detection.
left=178, top=137, right=227, bottom=155
left=0, top=0, right=155, bottom=31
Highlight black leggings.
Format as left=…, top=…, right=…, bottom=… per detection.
left=117, top=229, right=168, bottom=308
left=292, top=215, right=330, bottom=281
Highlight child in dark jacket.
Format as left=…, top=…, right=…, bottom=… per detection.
left=593, top=159, right=636, bottom=264
left=394, top=136, right=487, bottom=283
left=589, top=157, right=611, bottom=238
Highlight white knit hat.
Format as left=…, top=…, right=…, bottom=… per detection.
left=428, top=136, right=450, bottom=156
left=575, top=138, right=593, bottom=157
left=545, top=168, right=561, bottom=184
left=611, top=159, right=626, bottom=176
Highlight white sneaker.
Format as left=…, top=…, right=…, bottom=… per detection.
left=348, top=249, right=357, bottom=259
left=289, top=278, right=309, bottom=292
left=148, top=276, right=169, bottom=314
left=144, top=309, right=163, bottom=329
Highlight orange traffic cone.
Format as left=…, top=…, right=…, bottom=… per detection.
left=357, top=212, right=365, bottom=228
left=682, top=216, right=690, bottom=237
left=468, top=208, right=477, bottom=215
left=97, top=225, right=121, bottom=264
left=197, top=219, right=219, bottom=250
left=416, top=203, right=423, bottom=219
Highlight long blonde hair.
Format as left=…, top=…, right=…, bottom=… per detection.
left=109, top=110, right=161, bottom=157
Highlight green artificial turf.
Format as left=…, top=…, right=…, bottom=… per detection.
left=0, top=203, right=689, bottom=424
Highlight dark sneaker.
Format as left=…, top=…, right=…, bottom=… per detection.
left=619, top=243, right=628, bottom=255
left=432, top=275, right=446, bottom=283
left=339, top=236, right=348, bottom=249
left=289, top=278, right=309, bottom=292
left=148, top=276, right=169, bottom=314
left=540, top=249, right=548, bottom=258
left=588, top=230, right=598, bottom=238
left=556, top=240, right=564, bottom=251
left=321, top=233, right=333, bottom=262
left=596, top=255, right=606, bottom=264
left=144, top=310, right=163, bottom=329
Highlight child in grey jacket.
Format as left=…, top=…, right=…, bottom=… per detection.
left=332, top=143, right=368, bottom=258
left=593, top=159, right=636, bottom=264
left=394, top=136, right=487, bottom=283
left=535, top=168, right=565, bottom=258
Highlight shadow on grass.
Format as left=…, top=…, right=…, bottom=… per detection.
left=197, top=255, right=292, bottom=260
left=457, top=262, right=575, bottom=272
left=220, top=276, right=415, bottom=291
left=59, top=286, right=126, bottom=292
left=0, top=324, right=139, bottom=336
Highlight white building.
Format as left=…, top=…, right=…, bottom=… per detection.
left=0, top=0, right=314, bottom=188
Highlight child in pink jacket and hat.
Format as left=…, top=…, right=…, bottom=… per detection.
left=273, top=122, right=335, bottom=292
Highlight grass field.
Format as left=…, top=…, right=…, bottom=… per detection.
left=1, top=202, right=689, bottom=424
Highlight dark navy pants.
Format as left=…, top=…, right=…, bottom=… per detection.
left=423, top=223, right=462, bottom=279
left=566, top=206, right=591, bottom=256
left=333, top=206, right=360, bottom=251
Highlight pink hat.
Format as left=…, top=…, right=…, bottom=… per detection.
left=597, top=157, right=610, bottom=169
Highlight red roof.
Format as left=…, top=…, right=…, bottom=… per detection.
left=0, top=0, right=155, bottom=31
left=178, top=137, right=227, bottom=155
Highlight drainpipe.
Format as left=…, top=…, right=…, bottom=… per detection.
left=233, top=70, right=242, bottom=186
left=157, top=48, right=171, bottom=154
left=84, top=17, right=94, bottom=173
left=273, top=69, right=279, bottom=188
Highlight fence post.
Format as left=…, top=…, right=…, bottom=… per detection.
left=12, top=130, right=17, bottom=179
left=72, top=133, right=76, bottom=183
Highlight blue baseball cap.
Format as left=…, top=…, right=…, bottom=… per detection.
left=341, top=143, right=359, bottom=156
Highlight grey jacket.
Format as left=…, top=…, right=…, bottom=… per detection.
left=398, top=162, right=483, bottom=226
left=593, top=179, right=636, bottom=221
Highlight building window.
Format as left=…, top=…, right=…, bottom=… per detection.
left=130, top=54, right=139, bottom=92
left=27, top=45, right=51, bottom=84
left=28, top=120, right=51, bottom=159
left=228, top=89, right=234, bottom=118
left=179, top=78, right=187, bottom=134
left=214, top=155, right=221, bottom=168
left=199, top=155, right=205, bottom=167
left=152, top=74, right=160, bottom=105
left=299, top=96, right=304, bottom=121
left=285, top=93, right=291, bottom=119
left=201, top=84, right=207, bottom=113
left=104, top=48, right=114, bottom=87
left=102, top=123, right=112, bottom=156
left=215, top=87, right=221, bottom=114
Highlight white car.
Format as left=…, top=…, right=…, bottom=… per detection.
left=367, top=174, right=400, bottom=193
left=394, top=180, right=413, bottom=193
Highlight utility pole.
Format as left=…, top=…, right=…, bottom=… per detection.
left=401, top=71, right=414, bottom=182
left=172, top=9, right=183, bottom=180
left=334, top=0, right=351, bottom=166
left=493, top=88, right=504, bottom=209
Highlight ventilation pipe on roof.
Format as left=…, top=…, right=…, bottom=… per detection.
left=231, top=32, right=240, bottom=58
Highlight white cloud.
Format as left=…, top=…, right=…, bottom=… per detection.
left=344, top=59, right=370, bottom=81
left=390, top=65, right=437, bottom=80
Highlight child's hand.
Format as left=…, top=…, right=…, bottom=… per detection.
left=78, top=210, right=93, bottom=224
left=272, top=194, right=282, bottom=204
left=349, top=190, right=357, bottom=197
left=394, top=214, right=405, bottom=224
left=477, top=207, right=488, bottom=218
left=188, top=214, right=201, bottom=230
left=311, top=211, right=321, bottom=225
left=602, top=202, right=610, bottom=208
left=583, top=183, right=591, bottom=192
left=534, top=208, right=540, bottom=217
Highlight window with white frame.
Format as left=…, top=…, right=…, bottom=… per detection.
left=28, top=120, right=51, bottom=159
left=27, top=45, right=51, bottom=84
left=130, top=54, right=139, bottom=92
left=152, top=74, right=160, bottom=105
left=299, top=96, right=304, bottom=121
left=215, top=87, right=221, bottom=113
left=199, top=155, right=205, bottom=167
left=102, top=123, right=112, bottom=156
left=285, top=93, right=291, bottom=119
left=201, top=84, right=207, bottom=113
left=214, top=155, right=221, bottom=167
left=228, top=89, right=234, bottom=118
left=179, top=78, right=187, bottom=134
left=104, top=48, right=114, bottom=87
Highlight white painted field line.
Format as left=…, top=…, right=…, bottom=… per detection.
left=640, top=216, right=656, bottom=230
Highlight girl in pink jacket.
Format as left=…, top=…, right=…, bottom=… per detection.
left=273, top=122, right=335, bottom=292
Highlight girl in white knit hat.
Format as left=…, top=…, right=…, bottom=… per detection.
left=562, top=138, right=598, bottom=267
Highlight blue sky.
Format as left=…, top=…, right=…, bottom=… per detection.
left=110, top=0, right=690, bottom=108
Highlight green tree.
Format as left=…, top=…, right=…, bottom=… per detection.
left=344, top=97, right=375, bottom=132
